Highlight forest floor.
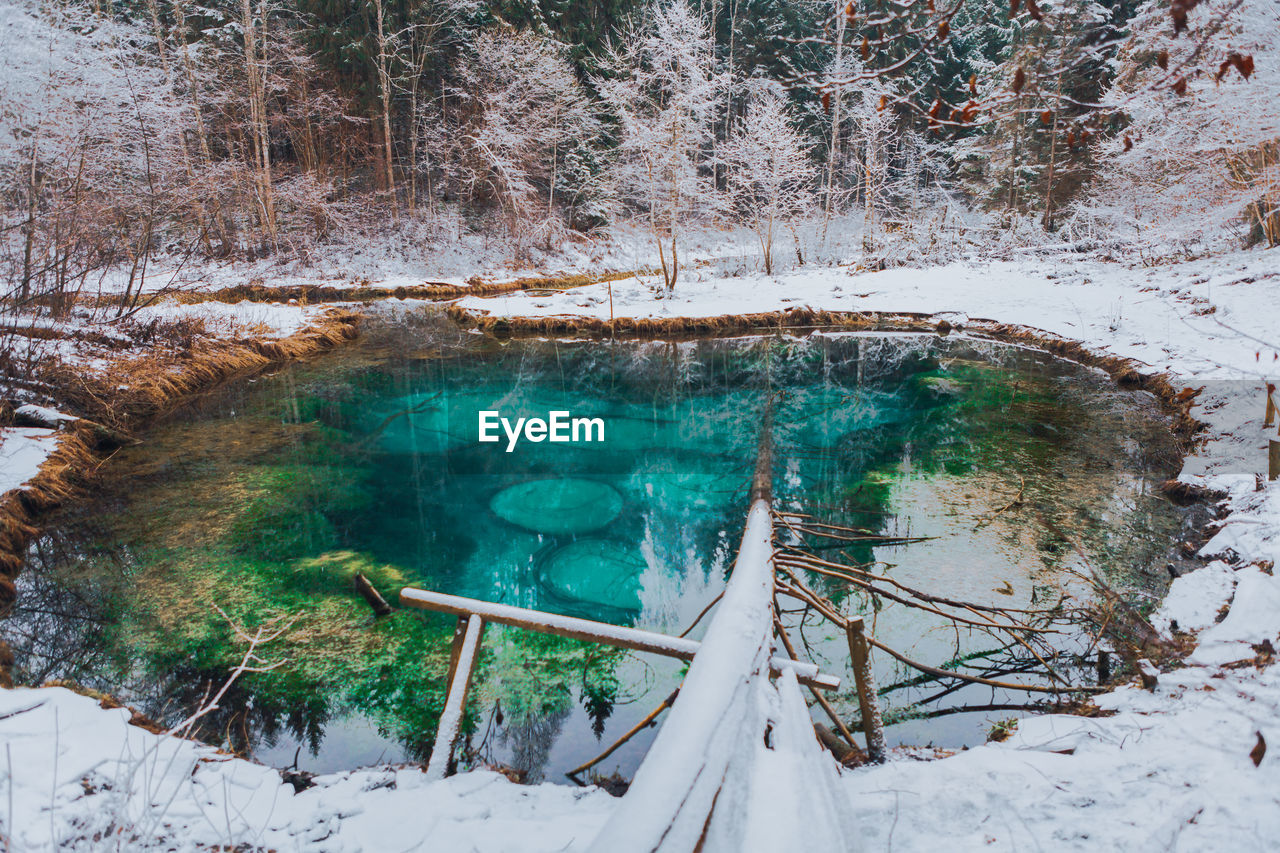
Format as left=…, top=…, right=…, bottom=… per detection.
left=1, top=244, right=1278, bottom=850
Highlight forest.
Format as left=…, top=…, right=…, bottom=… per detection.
left=1, top=0, right=1275, bottom=312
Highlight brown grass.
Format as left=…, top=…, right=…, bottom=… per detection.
left=0, top=309, right=361, bottom=682
left=119, top=269, right=646, bottom=307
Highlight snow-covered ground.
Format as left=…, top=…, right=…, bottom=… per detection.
left=2, top=247, right=1278, bottom=850
left=83, top=220, right=770, bottom=296
left=456, top=248, right=1280, bottom=381
left=0, top=686, right=615, bottom=851
left=126, top=300, right=330, bottom=340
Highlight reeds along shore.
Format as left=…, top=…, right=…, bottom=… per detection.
left=0, top=309, right=362, bottom=685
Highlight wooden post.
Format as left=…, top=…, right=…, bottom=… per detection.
left=845, top=616, right=886, bottom=763
left=1267, top=384, right=1279, bottom=481
left=426, top=615, right=485, bottom=782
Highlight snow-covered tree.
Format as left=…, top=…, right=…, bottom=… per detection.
left=597, top=0, right=726, bottom=292
left=722, top=88, right=815, bottom=274
left=953, top=0, right=1115, bottom=226
left=450, top=28, right=600, bottom=245
left=0, top=2, right=187, bottom=312
left=1075, top=0, right=1280, bottom=248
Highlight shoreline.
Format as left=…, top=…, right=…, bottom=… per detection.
left=0, top=308, right=361, bottom=685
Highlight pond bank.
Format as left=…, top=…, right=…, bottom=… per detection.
left=445, top=303, right=1206, bottom=444
left=0, top=307, right=361, bottom=682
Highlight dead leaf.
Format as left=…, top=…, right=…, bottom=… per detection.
left=1250, top=732, right=1266, bottom=767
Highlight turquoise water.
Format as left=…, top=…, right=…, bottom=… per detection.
left=8, top=317, right=1184, bottom=782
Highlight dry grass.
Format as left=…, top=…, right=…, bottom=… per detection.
left=122, top=269, right=646, bottom=307
left=0, top=309, right=361, bottom=682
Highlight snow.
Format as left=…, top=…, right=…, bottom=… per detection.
left=0, top=686, right=614, bottom=852
left=741, top=668, right=856, bottom=853
left=3, top=242, right=1280, bottom=849
left=127, top=300, right=329, bottom=339
left=1152, top=560, right=1237, bottom=636
left=0, top=428, right=60, bottom=496
left=456, top=249, right=1280, bottom=381
left=1191, top=566, right=1280, bottom=666
left=13, top=405, right=77, bottom=429
left=843, top=656, right=1280, bottom=851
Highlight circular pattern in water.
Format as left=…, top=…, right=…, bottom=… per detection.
left=490, top=478, right=624, bottom=535
left=538, top=538, right=649, bottom=614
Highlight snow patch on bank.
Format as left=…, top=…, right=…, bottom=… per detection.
left=0, top=427, right=59, bottom=496
left=456, top=249, right=1280, bottom=380
left=129, top=300, right=328, bottom=339
left=1151, top=560, right=1236, bottom=636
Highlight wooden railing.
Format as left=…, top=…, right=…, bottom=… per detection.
left=399, top=572, right=839, bottom=782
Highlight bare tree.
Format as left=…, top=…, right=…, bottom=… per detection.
left=722, top=88, right=816, bottom=274
left=239, top=0, right=279, bottom=247
left=597, top=0, right=726, bottom=292
left=450, top=28, right=599, bottom=246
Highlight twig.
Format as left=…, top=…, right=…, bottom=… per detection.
left=565, top=687, right=680, bottom=779
left=864, top=635, right=1102, bottom=695
left=678, top=592, right=724, bottom=639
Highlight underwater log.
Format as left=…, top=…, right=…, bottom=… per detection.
left=354, top=572, right=393, bottom=617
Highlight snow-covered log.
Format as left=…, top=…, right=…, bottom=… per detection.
left=587, top=500, right=854, bottom=852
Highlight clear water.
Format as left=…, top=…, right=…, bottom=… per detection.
left=8, top=315, right=1184, bottom=782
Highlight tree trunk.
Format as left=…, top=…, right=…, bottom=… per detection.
left=373, top=0, right=398, bottom=216
left=822, top=0, right=845, bottom=243
left=241, top=0, right=278, bottom=247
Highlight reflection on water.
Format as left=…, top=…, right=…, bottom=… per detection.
left=6, top=317, right=1184, bottom=781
